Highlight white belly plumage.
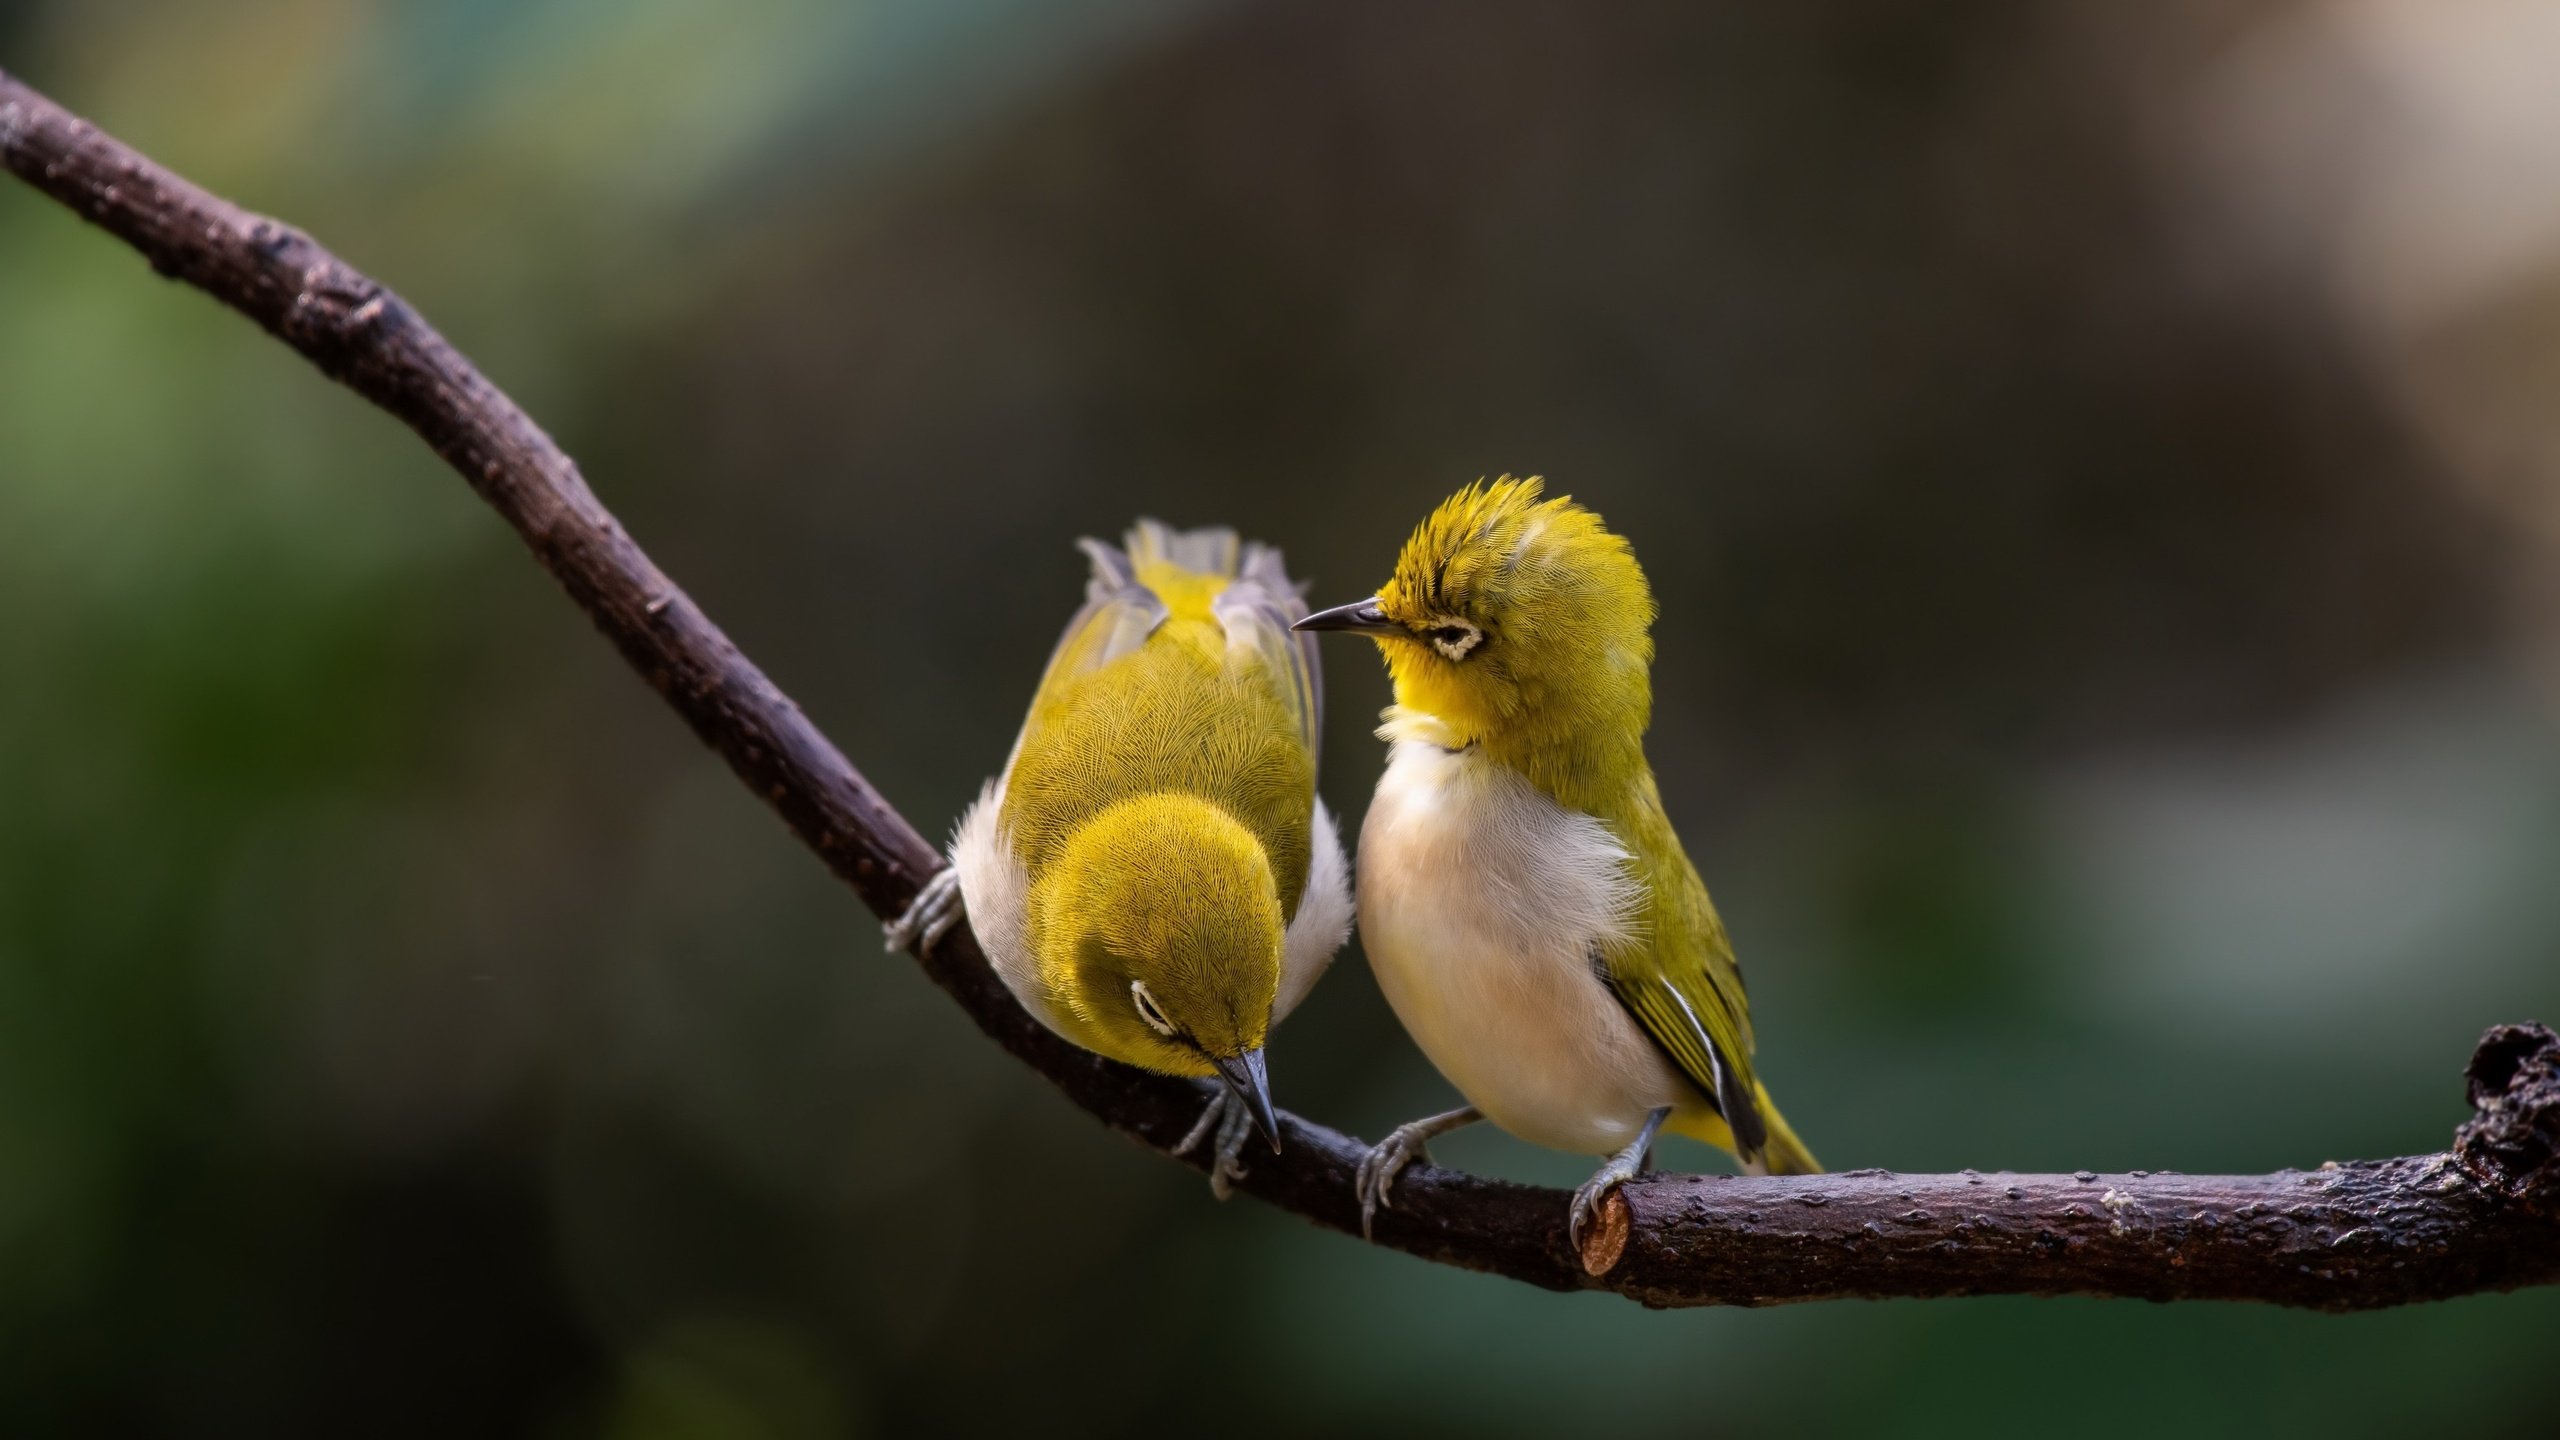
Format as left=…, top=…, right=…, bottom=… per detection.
left=1356, top=739, right=1691, bottom=1156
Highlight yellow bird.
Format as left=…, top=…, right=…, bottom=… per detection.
left=889, top=521, right=1353, bottom=1194
left=1297, top=477, right=1818, bottom=1242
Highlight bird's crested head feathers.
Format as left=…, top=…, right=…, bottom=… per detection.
left=1359, top=477, right=1655, bottom=774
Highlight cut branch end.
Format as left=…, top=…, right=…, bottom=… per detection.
left=5, top=64, right=2556, bottom=1312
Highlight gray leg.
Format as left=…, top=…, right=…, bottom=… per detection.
left=1210, top=1090, right=1256, bottom=1199
left=883, top=866, right=964, bottom=956
left=1354, top=1106, right=1483, bottom=1240
left=1172, top=1082, right=1256, bottom=1199
left=1569, top=1106, right=1672, bottom=1250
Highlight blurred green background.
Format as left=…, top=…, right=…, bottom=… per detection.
left=7, top=1, right=2560, bottom=1435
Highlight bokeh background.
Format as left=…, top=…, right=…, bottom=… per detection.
left=7, top=1, right=2560, bottom=1434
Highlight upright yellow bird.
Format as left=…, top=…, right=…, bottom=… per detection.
left=1297, top=477, right=1818, bottom=1242
left=889, top=522, right=1353, bottom=1194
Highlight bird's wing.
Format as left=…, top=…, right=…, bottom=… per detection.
left=1026, top=532, right=1173, bottom=709
left=1210, top=539, right=1322, bottom=757
left=1596, top=841, right=1770, bottom=1163
left=1009, top=522, right=1324, bottom=911
left=1031, top=523, right=1315, bottom=738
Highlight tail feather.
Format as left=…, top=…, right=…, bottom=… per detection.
left=1117, top=519, right=1323, bottom=751
left=1125, top=518, right=1240, bottom=579
left=1236, top=538, right=1302, bottom=601
left=1670, top=1080, right=1822, bottom=1175
left=1754, top=1086, right=1822, bottom=1176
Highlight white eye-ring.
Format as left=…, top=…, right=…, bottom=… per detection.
left=1426, top=618, right=1484, bottom=661
left=1131, top=979, right=1177, bottom=1037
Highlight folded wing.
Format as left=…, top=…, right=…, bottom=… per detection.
left=1596, top=863, right=1769, bottom=1165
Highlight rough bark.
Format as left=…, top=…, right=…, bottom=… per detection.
left=7, top=69, right=2555, bottom=1309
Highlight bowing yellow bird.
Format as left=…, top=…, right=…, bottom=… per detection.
left=888, top=521, right=1353, bottom=1194
left=1297, top=477, right=1818, bottom=1242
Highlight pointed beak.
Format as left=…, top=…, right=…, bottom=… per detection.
left=1211, top=1048, right=1282, bottom=1153
left=1293, top=598, right=1400, bottom=636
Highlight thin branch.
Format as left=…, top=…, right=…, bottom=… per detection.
left=6, top=69, right=2555, bottom=1310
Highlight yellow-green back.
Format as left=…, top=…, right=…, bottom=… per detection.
left=997, top=521, right=1321, bottom=1075
left=1004, top=537, right=1316, bottom=911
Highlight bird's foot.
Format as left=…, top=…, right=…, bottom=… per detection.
left=1354, top=1106, right=1483, bottom=1241
left=1566, top=1152, right=1644, bottom=1254
left=1568, top=1106, right=1672, bottom=1250
left=883, top=866, right=964, bottom=956
left=1172, top=1082, right=1257, bottom=1199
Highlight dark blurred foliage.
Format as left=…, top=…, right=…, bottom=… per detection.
left=6, top=2, right=2560, bottom=1436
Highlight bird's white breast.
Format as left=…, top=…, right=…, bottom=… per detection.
left=1357, top=740, right=1687, bottom=1155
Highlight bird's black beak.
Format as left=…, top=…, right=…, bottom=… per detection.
left=1293, top=598, right=1400, bottom=636
left=1212, top=1048, right=1282, bottom=1153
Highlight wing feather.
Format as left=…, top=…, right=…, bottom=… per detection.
left=1596, top=839, right=1768, bottom=1161
left=1212, top=540, right=1322, bottom=756
left=1015, top=521, right=1322, bottom=768
left=1040, top=536, right=1170, bottom=689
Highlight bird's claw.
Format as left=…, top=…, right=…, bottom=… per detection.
left=1172, top=1082, right=1255, bottom=1199
left=1567, top=1106, right=1675, bottom=1251
left=1567, top=1150, right=1646, bottom=1251
left=1354, top=1120, right=1440, bottom=1241
left=883, top=866, right=964, bottom=956
left=1348, top=1107, right=1481, bottom=1241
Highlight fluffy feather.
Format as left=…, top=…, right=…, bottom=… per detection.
left=1344, top=478, right=1818, bottom=1173
left=951, top=520, right=1347, bottom=1078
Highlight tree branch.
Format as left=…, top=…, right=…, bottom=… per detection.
left=7, top=69, right=2555, bottom=1309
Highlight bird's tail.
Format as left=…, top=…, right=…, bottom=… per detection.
left=1754, top=1087, right=1822, bottom=1176
left=1124, top=518, right=1242, bottom=580
left=1668, top=1080, right=1823, bottom=1174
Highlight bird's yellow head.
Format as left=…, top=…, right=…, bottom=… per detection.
left=1299, top=477, right=1655, bottom=785
left=1031, top=793, right=1284, bottom=1126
